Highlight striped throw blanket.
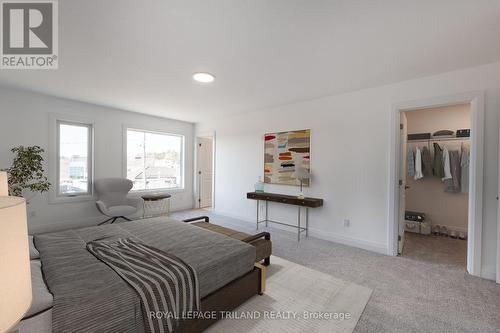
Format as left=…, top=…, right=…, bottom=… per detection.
left=87, top=238, right=200, bottom=333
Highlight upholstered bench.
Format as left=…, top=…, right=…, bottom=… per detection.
left=183, top=216, right=272, bottom=266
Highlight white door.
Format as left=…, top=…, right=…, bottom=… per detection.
left=198, top=137, right=213, bottom=208
left=398, top=112, right=408, bottom=254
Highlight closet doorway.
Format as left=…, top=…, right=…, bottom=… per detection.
left=389, top=92, right=484, bottom=277
left=402, top=105, right=470, bottom=268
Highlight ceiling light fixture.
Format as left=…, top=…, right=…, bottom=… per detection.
left=193, top=72, right=215, bottom=83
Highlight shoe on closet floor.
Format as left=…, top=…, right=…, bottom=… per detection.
left=449, top=230, right=458, bottom=239
left=440, top=226, right=448, bottom=237
left=458, top=232, right=467, bottom=240
left=432, top=225, right=440, bottom=235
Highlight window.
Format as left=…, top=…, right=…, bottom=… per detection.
left=126, top=129, right=184, bottom=191
left=57, top=121, right=93, bottom=197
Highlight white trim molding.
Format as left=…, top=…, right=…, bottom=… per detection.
left=121, top=124, right=186, bottom=193
left=497, top=114, right=500, bottom=283
left=48, top=113, right=96, bottom=204
left=388, top=91, right=485, bottom=278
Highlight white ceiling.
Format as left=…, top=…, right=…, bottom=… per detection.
left=1, top=0, right=500, bottom=123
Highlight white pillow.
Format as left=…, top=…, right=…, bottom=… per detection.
left=29, top=235, right=40, bottom=260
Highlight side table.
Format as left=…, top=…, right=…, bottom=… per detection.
left=141, top=193, right=172, bottom=218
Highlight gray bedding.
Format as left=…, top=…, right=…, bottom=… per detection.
left=34, top=217, right=256, bottom=333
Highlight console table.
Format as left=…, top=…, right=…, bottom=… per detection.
left=247, top=192, right=324, bottom=241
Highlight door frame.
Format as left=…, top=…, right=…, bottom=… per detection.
left=195, top=132, right=216, bottom=209
left=388, top=92, right=485, bottom=277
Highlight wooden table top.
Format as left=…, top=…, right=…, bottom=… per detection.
left=247, top=191, right=323, bottom=208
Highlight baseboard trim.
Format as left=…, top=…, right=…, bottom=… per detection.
left=481, top=266, right=496, bottom=281
left=213, top=209, right=388, bottom=255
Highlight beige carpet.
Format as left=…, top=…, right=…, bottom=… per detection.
left=206, top=256, right=372, bottom=333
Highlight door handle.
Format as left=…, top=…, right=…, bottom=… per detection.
left=404, top=185, right=410, bottom=190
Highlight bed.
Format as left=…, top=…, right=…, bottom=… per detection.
left=20, top=216, right=267, bottom=333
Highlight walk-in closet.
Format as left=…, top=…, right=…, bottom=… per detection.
left=401, top=104, right=470, bottom=268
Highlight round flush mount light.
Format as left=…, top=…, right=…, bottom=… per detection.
left=192, top=72, right=215, bottom=83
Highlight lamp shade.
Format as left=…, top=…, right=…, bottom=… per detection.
left=0, top=197, right=31, bottom=332
left=0, top=171, right=8, bottom=196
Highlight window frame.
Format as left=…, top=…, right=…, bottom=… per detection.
left=123, top=126, right=185, bottom=193
left=49, top=114, right=95, bottom=204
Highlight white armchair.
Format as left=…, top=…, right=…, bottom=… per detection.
left=94, top=178, right=142, bottom=225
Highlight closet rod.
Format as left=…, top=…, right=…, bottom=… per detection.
left=408, top=137, right=470, bottom=143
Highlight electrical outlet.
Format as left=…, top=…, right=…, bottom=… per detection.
left=343, top=219, right=350, bottom=227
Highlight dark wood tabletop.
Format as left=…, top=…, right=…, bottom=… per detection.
left=247, top=192, right=323, bottom=208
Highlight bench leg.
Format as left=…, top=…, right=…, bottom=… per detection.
left=264, top=256, right=270, bottom=266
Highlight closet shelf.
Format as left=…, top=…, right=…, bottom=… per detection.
left=408, top=137, right=470, bottom=143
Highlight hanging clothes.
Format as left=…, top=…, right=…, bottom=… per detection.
left=433, top=143, right=444, bottom=178
left=407, top=147, right=415, bottom=177
left=421, top=146, right=432, bottom=177
left=442, top=146, right=452, bottom=181
left=414, top=147, right=423, bottom=180
left=461, top=145, right=470, bottom=193
left=445, top=150, right=461, bottom=193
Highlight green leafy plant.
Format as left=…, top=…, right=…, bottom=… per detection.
left=3, top=146, right=51, bottom=198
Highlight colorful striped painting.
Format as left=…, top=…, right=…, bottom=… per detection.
left=264, top=129, right=310, bottom=186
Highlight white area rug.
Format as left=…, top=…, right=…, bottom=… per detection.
left=206, top=256, right=372, bottom=333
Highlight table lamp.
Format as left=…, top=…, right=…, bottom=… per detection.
left=294, top=167, right=310, bottom=199
left=0, top=171, right=8, bottom=196
left=0, top=195, right=32, bottom=332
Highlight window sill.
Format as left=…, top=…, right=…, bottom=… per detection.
left=129, top=188, right=185, bottom=196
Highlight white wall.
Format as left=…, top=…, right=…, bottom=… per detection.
left=196, top=61, right=500, bottom=280
left=0, top=87, right=195, bottom=233
left=405, top=105, right=470, bottom=232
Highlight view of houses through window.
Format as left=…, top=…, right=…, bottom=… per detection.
left=126, top=129, right=183, bottom=191
left=58, top=122, right=92, bottom=196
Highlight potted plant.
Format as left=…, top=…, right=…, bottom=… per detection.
left=3, top=145, right=51, bottom=200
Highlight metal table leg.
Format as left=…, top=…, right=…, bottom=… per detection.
left=297, top=206, right=301, bottom=241
left=256, top=200, right=259, bottom=230
left=265, top=201, right=268, bottom=227
left=306, top=207, right=309, bottom=237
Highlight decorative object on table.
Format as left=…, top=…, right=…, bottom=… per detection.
left=0, top=171, right=8, bottom=196
left=94, top=178, right=142, bottom=225
left=254, top=176, right=265, bottom=192
left=2, top=146, right=50, bottom=198
left=264, top=129, right=310, bottom=186
left=456, top=129, right=470, bottom=138
left=141, top=192, right=172, bottom=218
left=294, top=167, right=310, bottom=199
left=0, top=196, right=32, bottom=333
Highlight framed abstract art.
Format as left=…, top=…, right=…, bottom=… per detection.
left=264, top=129, right=310, bottom=186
